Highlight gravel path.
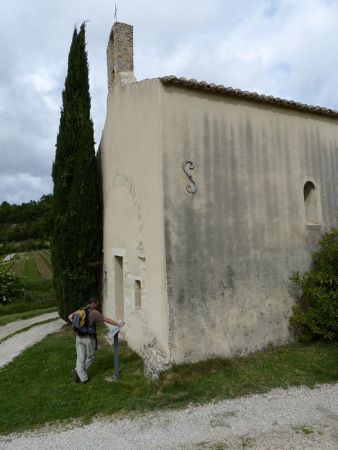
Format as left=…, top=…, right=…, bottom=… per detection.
left=1, top=382, right=338, bottom=449
left=1, top=315, right=337, bottom=448
left=0, top=312, right=59, bottom=341
left=0, top=318, right=64, bottom=368
left=1, top=253, right=15, bottom=262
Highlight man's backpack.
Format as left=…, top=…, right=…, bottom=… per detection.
left=72, top=306, right=96, bottom=336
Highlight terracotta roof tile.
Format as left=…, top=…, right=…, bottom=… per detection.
left=160, top=75, right=338, bottom=119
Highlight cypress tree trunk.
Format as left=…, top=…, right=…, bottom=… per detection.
left=51, top=24, right=102, bottom=320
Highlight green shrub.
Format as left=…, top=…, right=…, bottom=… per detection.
left=0, top=270, right=25, bottom=304
left=290, top=227, right=338, bottom=341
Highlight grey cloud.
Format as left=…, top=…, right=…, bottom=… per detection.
left=1, top=0, right=338, bottom=203
left=0, top=173, right=52, bottom=205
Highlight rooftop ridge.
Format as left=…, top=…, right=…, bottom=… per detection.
left=160, top=75, right=338, bottom=119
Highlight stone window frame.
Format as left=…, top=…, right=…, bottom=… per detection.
left=134, top=276, right=142, bottom=310
left=111, top=248, right=127, bottom=321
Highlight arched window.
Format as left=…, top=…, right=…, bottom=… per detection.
left=304, top=181, right=320, bottom=224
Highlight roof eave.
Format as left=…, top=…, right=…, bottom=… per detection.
left=160, top=75, right=338, bottom=119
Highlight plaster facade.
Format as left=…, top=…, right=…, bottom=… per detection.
left=100, top=77, right=170, bottom=370
left=161, top=86, right=338, bottom=362
left=100, top=22, right=338, bottom=373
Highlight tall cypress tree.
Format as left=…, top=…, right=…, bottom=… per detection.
left=51, top=24, right=102, bottom=320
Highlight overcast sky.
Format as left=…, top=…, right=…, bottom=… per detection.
left=1, top=0, right=338, bottom=204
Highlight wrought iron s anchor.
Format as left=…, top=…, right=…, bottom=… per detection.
left=182, top=160, right=197, bottom=194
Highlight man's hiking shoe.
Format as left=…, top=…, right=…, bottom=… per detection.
left=72, top=369, right=81, bottom=383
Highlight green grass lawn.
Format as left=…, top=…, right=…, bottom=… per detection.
left=0, top=293, right=56, bottom=316
left=0, top=278, right=57, bottom=322
left=1, top=324, right=338, bottom=435
left=0, top=250, right=56, bottom=322
left=38, top=249, right=52, bottom=265
left=22, top=252, right=40, bottom=281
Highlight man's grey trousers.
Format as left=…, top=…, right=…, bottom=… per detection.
left=75, top=335, right=96, bottom=382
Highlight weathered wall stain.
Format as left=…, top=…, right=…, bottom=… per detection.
left=162, top=87, right=338, bottom=362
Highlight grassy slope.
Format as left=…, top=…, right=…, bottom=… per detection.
left=38, top=249, right=51, bottom=265
left=0, top=250, right=56, bottom=322
left=35, top=252, right=53, bottom=279
left=0, top=253, right=24, bottom=274
left=1, top=324, right=338, bottom=435
left=22, top=252, right=40, bottom=280
left=0, top=251, right=52, bottom=280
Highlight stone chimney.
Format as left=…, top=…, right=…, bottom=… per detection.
left=107, top=22, right=136, bottom=89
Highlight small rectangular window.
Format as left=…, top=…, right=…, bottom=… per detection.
left=114, top=256, right=124, bottom=320
left=135, top=280, right=141, bottom=309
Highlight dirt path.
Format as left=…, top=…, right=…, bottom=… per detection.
left=11, top=252, right=25, bottom=276
left=0, top=316, right=64, bottom=369
left=34, top=252, right=52, bottom=279
left=0, top=311, right=59, bottom=341
left=1, top=382, right=338, bottom=449
left=1, top=314, right=337, bottom=448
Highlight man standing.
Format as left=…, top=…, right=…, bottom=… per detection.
left=68, top=298, right=124, bottom=383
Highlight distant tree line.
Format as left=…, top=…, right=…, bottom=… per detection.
left=0, top=194, right=52, bottom=254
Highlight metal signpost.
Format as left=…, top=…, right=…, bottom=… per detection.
left=107, top=325, right=122, bottom=381
left=112, top=331, right=119, bottom=381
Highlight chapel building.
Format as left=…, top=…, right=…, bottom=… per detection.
left=100, top=22, right=338, bottom=375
